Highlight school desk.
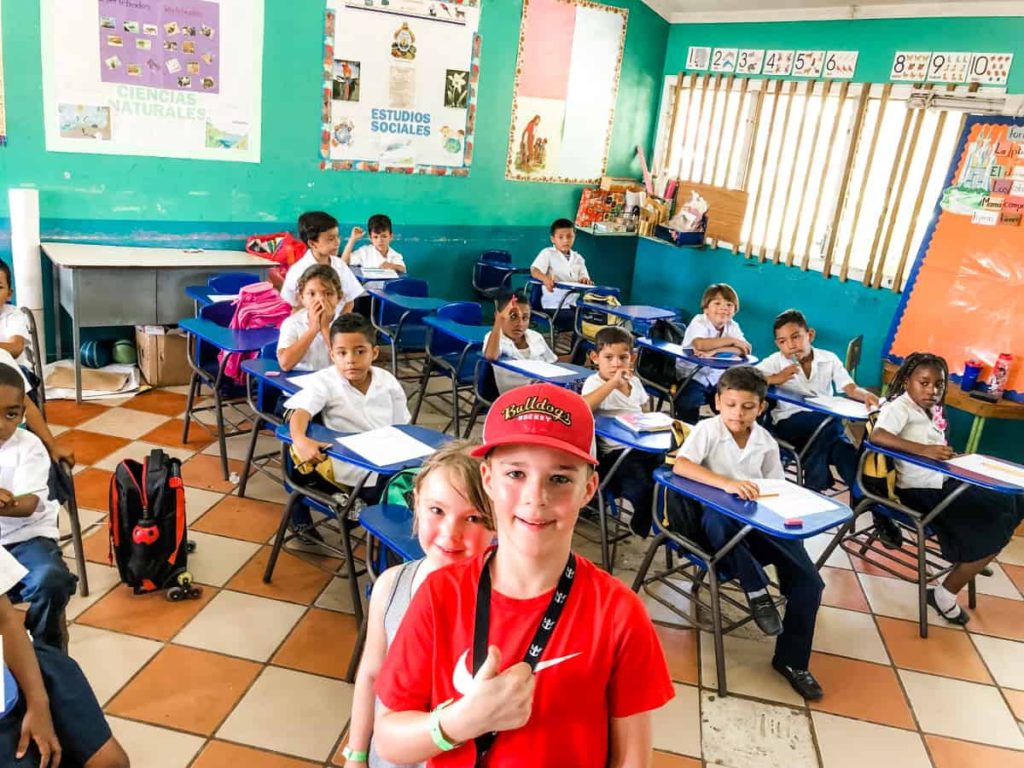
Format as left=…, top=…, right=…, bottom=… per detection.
left=414, top=316, right=488, bottom=435
left=178, top=317, right=280, bottom=479
left=490, top=357, right=592, bottom=390
left=816, top=441, right=1024, bottom=637
left=42, top=242, right=271, bottom=402
left=269, top=421, right=451, bottom=677
left=184, top=285, right=239, bottom=313
left=366, top=288, right=450, bottom=376
left=592, top=416, right=673, bottom=571
left=351, top=266, right=403, bottom=284
left=636, top=336, right=758, bottom=410
left=577, top=302, right=677, bottom=335
left=237, top=358, right=306, bottom=495
left=637, top=467, right=851, bottom=696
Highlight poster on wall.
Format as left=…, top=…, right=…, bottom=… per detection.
left=40, top=0, right=263, bottom=162
left=321, top=0, right=482, bottom=175
left=506, top=0, right=627, bottom=185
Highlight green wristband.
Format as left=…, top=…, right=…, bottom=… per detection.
left=341, top=745, right=368, bottom=761
left=429, top=698, right=460, bottom=752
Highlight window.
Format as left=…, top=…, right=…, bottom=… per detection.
left=654, top=75, right=993, bottom=291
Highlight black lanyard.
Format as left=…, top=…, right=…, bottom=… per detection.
left=471, top=548, right=576, bottom=765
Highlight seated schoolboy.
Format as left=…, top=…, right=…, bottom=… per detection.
left=280, top=211, right=363, bottom=311
left=0, top=365, right=77, bottom=652
left=342, top=214, right=407, bottom=273
left=530, top=218, right=593, bottom=326
left=0, top=352, right=74, bottom=469
left=871, top=353, right=1023, bottom=625
left=482, top=291, right=557, bottom=393
left=374, top=383, right=674, bottom=767
left=0, top=545, right=130, bottom=768
left=285, top=313, right=410, bottom=505
left=0, top=263, right=32, bottom=372
left=675, top=282, right=750, bottom=423
left=581, top=326, right=664, bottom=537
left=277, top=265, right=342, bottom=372
left=671, top=366, right=825, bottom=700
left=758, top=309, right=879, bottom=489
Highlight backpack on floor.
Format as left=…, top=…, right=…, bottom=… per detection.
left=108, top=449, right=201, bottom=600
left=636, top=318, right=687, bottom=393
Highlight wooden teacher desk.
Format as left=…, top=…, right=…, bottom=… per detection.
left=43, top=242, right=271, bottom=402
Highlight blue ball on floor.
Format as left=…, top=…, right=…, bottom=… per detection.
left=79, top=340, right=112, bottom=369
left=112, top=339, right=138, bottom=365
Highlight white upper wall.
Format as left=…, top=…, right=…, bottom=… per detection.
left=641, top=0, right=1024, bottom=22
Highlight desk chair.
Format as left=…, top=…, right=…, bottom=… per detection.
left=208, top=272, right=260, bottom=294
left=463, top=357, right=499, bottom=438
left=238, top=343, right=285, bottom=498
left=52, top=459, right=89, bottom=597
left=410, top=303, right=482, bottom=436
left=20, top=308, right=46, bottom=417
left=372, top=278, right=430, bottom=377
left=472, top=250, right=521, bottom=302
left=845, top=334, right=863, bottom=378
left=527, top=281, right=572, bottom=350
left=568, top=286, right=622, bottom=362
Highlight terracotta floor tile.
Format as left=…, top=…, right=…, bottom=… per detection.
left=76, top=583, right=217, bottom=640
left=191, top=495, right=286, bottom=543
left=181, top=453, right=246, bottom=493
left=821, top=565, right=870, bottom=613
left=141, top=418, right=215, bottom=451
left=82, top=527, right=112, bottom=565
left=877, top=616, right=992, bottom=683
left=807, top=652, right=916, bottom=729
left=1004, top=689, right=1024, bottom=723
left=654, top=624, right=699, bottom=685
left=651, top=752, right=702, bottom=768
left=124, top=389, right=190, bottom=417
left=55, top=429, right=132, bottom=466
left=925, top=735, right=1024, bottom=768
left=192, top=741, right=320, bottom=768
left=73, top=468, right=114, bottom=511
left=272, top=608, right=359, bottom=679
left=44, top=399, right=111, bottom=427
left=967, top=594, right=1024, bottom=641
left=849, top=549, right=920, bottom=581
left=226, top=547, right=339, bottom=605
left=106, top=645, right=261, bottom=735
left=1003, top=564, right=1024, bottom=597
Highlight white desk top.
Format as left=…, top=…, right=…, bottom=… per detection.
left=42, top=242, right=272, bottom=269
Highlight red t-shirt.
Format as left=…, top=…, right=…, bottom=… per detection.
left=376, top=551, right=674, bottom=767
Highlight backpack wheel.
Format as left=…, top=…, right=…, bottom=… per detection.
left=166, top=586, right=185, bottom=601
left=176, top=571, right=194, bottom=587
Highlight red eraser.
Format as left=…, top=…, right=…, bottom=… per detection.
left=784, top=519, right=804, bottom=528
left=267, top=371, right=280, bottom=377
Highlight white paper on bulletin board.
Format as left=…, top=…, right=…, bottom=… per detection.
left=321, top=0, right=481, bottom=175
left=506, top=0, right=627, bottom=185
left=40, top=0, right=263, bottom=162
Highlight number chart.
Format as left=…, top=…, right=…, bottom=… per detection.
left=891, top=51, right=1013, bottom=85
left=687, top=47, right=855, bottom=79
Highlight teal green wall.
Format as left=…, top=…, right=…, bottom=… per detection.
left=635, top=15, right=1024, bottom=461
left=0, top=0, right=669, bottom=311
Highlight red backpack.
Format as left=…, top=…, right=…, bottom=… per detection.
left=218, top=281, right=292, bottom=382
left=246, top=232, right=307, bottom=290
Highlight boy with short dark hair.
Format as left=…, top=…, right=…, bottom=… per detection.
left=342, top=213, right=407, bottom=273
left=581, top=326, right=664, bottom=537
left=375, top=383, right=674, bottom=767
left=530, top=218, right=593, bottom=315
left=280, top=211, right=363, bottom=310
left=0, top=263, right=31, bottom=368
left=285, top=313, right=409, bottom=500
left=671, top=365, right=825, bottom=700
left=0, top=365, right=77, bottom=652
left=482, top=291, right=557, bottom=393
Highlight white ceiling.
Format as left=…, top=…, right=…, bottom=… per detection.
left=642, top=0, right=1024, bottom=23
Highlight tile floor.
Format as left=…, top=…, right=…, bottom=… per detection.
left=40, top=387, right=1024, bottom=767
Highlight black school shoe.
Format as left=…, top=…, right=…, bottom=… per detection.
left=927, top=588, right=970, bottom=625
left=748, top=594, right=784, bottom=636
left=874, top=516, right=904, bottom=550
left=772, top=659, right=824, bottom=701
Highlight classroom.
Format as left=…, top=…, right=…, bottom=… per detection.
left=1, top=0, right=1023, bottom=766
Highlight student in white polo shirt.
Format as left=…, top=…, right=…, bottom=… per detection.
left=530, top=218, right=592, bottom=330
left=482, top=291, right=557, bottom=393
left=669, top=365, right=825, bottom=701
left=280, top=211, right=363, bottom=310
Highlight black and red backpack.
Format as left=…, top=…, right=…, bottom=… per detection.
left=108, top=449, right=201, bottom=600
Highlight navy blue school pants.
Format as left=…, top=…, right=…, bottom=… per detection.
left=772, top=411, right=859, bottom=495
left=701, top=509, right=824, bottom=670
left=597, top=449, right=665, bottom=537
left=674, top=379, right=714, bottom=423
left=4, top=537, right=77, bottom=650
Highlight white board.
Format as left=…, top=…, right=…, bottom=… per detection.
left=40, top=0, right=263, bottom=162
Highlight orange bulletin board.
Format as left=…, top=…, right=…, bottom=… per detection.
left=885, top=116, right=1024, bottom=402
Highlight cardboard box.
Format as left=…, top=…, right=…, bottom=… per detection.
left=135, top=325, right=191, bottom=387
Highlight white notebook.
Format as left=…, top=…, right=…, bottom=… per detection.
left=336, top=426, right=435, bottom=467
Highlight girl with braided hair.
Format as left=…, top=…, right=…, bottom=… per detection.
left=871, top=352, right=1023, bottom=625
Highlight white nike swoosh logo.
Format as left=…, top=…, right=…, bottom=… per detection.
left=451, top=650, right=582, bottom=696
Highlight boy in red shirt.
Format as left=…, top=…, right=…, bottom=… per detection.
left=375, top=383, right=674, bottom=767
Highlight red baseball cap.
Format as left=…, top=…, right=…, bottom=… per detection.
left=471, top=383, right=597, bottom=465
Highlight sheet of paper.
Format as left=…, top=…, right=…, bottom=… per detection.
left=360, top=268, right=399, bottom=279
left=208, top=294, right=238, bottom=302
left=558, top=281, right=593, bottom=289
left=286, top=372, right=322, bottom=390
left=336, top=426, right=435, bottom=467
left=947, top=454, right=1024, bottom=488
left=751, top=479, right=836, bottom=520
left=501, top=359, right=574, bottom=379
left=806, top=396, right=869, bottom=419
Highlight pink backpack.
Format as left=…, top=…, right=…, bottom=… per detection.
left=218, top=282, right=292, bottom=382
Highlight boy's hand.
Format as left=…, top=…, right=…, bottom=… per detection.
left=724, top=479, right=761, bottom=500
left=730, top=338, right=752, bottom=355
left=922, top=444, right=955, bottom=462
left=776, top=364, right=799, bottom=382
left=18, top=702, right=62, bottom=767
left=295, top=436, right=329, bottom=465
left=580, top=276, right=594, bottom=285
left=0, top=489, right=14, bottom=507
left=49, top=444, right=75, bottom=469
left=863, top=391, right=880, bottom=410
left=541, top=275, right=556, bottom=292
left=463, top=646, right=534, bottom=735
left=612, top=367, right=632, bottom=389
left=349, top=226, right=365, bottom=241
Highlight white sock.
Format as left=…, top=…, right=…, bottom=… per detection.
left=933, top=585, right=958, bottom=613
left=747, top=588, right=768, bottom=600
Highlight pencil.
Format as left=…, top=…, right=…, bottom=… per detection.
left=756, top=492, right=781, bottom=499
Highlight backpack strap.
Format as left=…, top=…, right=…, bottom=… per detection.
left=143, top=449, right=170, bottom=519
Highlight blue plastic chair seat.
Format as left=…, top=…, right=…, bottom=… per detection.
left=360, top=504, right=425, bottom=562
